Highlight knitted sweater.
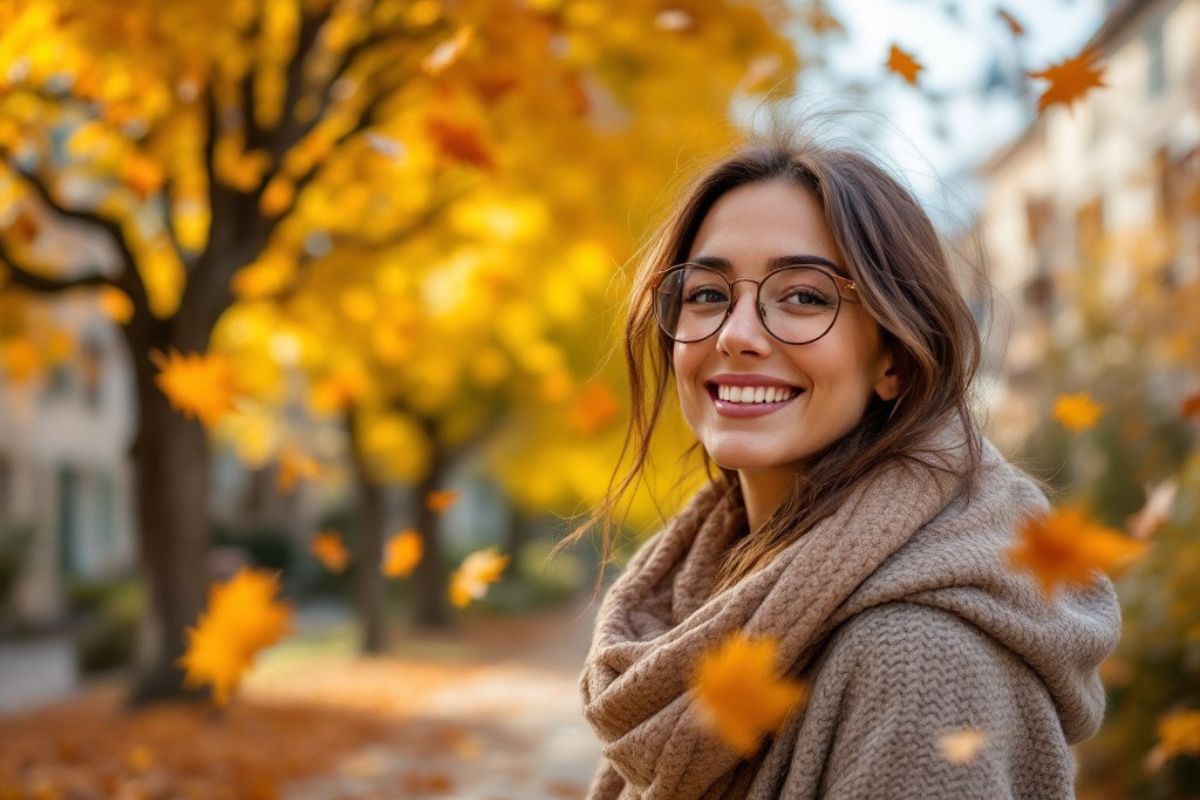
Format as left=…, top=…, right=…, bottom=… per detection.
left=578, top=415, right=1122, bottom=799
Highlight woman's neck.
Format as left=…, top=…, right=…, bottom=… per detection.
left=736, top=467, right=799, bottom=534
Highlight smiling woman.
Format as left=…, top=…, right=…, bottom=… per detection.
left=558, top=129, right=1121, bottom=799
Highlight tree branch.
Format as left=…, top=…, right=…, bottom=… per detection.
left=0, top=237, right=118, bottom=293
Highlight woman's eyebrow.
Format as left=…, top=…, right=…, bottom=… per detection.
left=691, top=254, right=848, bottom=277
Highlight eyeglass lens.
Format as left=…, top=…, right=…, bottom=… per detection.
left=654, top=265, right=840, bottom=344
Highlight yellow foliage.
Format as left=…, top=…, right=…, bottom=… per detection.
left=97, top=286, right=134, bottom=324
left=690, top=631, right=808, bottom=756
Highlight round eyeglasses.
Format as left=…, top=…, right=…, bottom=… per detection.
left=652, top=262, right=860, bottom=345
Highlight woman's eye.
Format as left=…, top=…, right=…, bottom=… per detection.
left=784, top=289, right=831, bottom=307
left=685, top=288, right=727, bottom=304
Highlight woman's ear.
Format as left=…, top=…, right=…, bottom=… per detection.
left=873, top=347, right=901, bottom=402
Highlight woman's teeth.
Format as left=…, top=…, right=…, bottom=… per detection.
left=716, top=385, right=800, bottom=404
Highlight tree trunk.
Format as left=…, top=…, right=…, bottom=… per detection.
left=412, top=434, right=452, bottom=628
left=126, top=370, right=212, bottom=706
left=347, top=408, right=387, bottom=653
left=502, top=501, right=527, bottom=583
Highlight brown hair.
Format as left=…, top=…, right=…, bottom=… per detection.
left=553, top=128, right=986, bottom=600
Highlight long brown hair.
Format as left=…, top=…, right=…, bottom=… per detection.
left=554, top=128, right=986, bottom=600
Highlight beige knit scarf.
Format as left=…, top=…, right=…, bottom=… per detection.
left=579, top=414, right=1026, bottom=798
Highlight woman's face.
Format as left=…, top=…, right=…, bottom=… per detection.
left=672, top=179, right=900, bottom=474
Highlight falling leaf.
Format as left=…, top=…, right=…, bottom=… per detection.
left=97, top=286, right=134, bottom=324
left=1146, top=709, right=1200, bottom=771
left=276, top=447, right=323, bottom=493
left=1126, top=478, right=1178, bottom=540
left=1006, top=506, right=1146, bottom=600
left=1028, top=48, right=1106, bottom=113
left=425, top=116, right=495, bottom=170
left=1181, top=390, right=1200, bottom=419
left=448, top=547, right=509, bottom=608
left=885, top=43, right=923, bottom=86
left=1052, top=392, right=1103, bottom=432
left=312, top=530, right=351, bottom=573
left=150, top=349, right=238, bottom=427
left=690, top=631, right=808, bottom=755
left=804, top=2, right=843, bottom=36
left=996, top=8, right=1024, bottom=36
left=122, top=153, right=165, bottom=198
left=177, top=568, right=292, bottom=706
left=383, top=529, right=423, bottom=578
left=426, top=489, right=460, bottom=513
left=938, top=728, right=988, bottom=763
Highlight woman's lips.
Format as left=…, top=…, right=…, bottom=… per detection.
left=706, top=385, right=805, bottom=418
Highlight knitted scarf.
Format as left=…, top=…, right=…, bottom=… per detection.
left=578, top=413, right=1120, bottom=799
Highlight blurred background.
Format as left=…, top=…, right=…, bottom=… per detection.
left=0, top=0, right=1197, bottom=797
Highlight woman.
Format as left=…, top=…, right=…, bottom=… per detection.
left=562, top=134, right=1122, bottom=799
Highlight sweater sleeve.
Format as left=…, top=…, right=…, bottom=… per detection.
left=815, top=602, right=1077, bottom=800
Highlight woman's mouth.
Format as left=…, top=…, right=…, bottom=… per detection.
left=704, top=382, right=806, bottom=418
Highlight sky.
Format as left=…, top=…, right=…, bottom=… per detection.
left=736, top=0, right=1108, bottom=230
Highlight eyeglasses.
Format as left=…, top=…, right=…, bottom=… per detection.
left=652, top=262, right=859, bottom=345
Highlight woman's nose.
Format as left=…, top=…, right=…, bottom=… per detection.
left=715, top=287, right=772, bottom=354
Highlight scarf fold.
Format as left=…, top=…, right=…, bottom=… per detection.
left=578, top=412, right=1114, bottom=799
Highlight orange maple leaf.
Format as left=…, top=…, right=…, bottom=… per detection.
left=383, top=529, right=423, bottom=578
left=177, top=568, right=292, bottom=706
left=885, top=43, right=923, bottom=86
left=1005, top=506, right=1146, bottom=600
left=448, top=547, right=509, bottom=608
left=1028, top=48, right=1106, bottom=113
left=426, top=489, right=461, bottom=513
left=275, top=447, right=323, bottom=493
left=691, top=632, right=808, bottom=755
left=311, top=530, right=350, bottom=573
left=1052, top=392, right=1103, bottom=432
left=425, top=116, right=495, bottom=170
left=151, top=349, right=238, bottom=427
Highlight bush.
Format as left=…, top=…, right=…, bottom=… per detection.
left=68, top=577, right=142, bottom=675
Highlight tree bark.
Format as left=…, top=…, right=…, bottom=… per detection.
left=126, top=342, right=212, bottom=706
left=502, top=501, right=528, bottom=583
left=347, top=409, right=387, bottom=653
left=412, top=433, right=452, bottom=628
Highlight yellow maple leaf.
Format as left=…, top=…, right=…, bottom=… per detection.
left=690, top=631, right=809, bottom=756
left=151, top=349, right=238, bottom=427
left=275, top=447, right=323, bottom=493
left=938, top=728, right=988, bottom=764
left=311, top=530, right=351, bottom=573
left=885, top=43, right=923, bottom=86
left=383, top=529, right=423, bottom=578
left=1052, top=392, right=1103, bottom=432
left=177, top=568, right=292, bottom=706
left=426, top=489, right=461, bottom=513
left=1029, top=48, right=1106, bottom=113
left=1005, top=506, right=1146, bottom=600
left=448, top=546, right=510, bottom=608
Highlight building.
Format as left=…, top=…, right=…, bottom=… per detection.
left=973, top=0, right=1199, bottom=451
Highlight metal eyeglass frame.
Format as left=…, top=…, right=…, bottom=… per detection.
left=652, top=261, right=861, bottom=345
